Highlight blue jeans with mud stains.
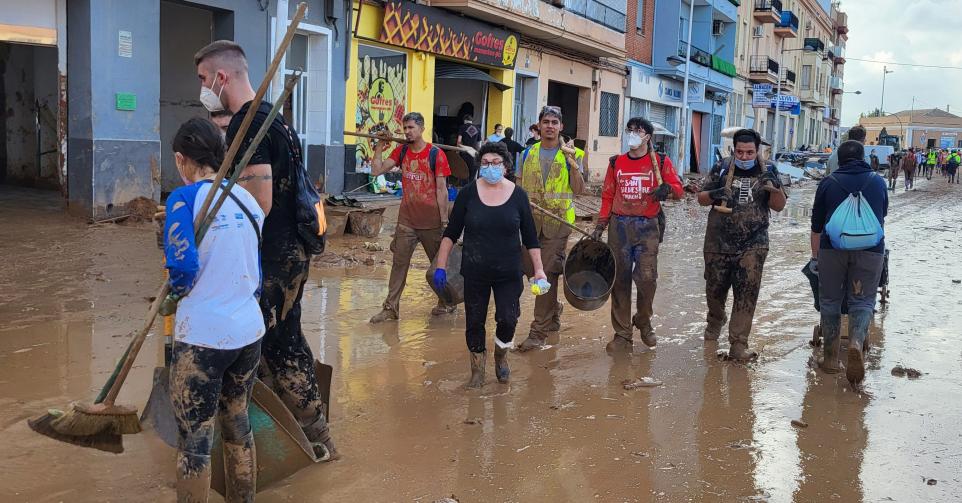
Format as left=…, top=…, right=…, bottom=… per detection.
left=607, top=215, right=660, bottom=339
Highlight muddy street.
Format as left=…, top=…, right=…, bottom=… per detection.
left=1, top=178, right=961, bottom=502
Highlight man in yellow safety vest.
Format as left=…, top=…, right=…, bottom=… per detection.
left=516, top=106, right=586, bottom=350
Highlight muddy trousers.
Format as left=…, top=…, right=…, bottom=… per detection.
left=259, top=259, right=329, bottom=443
left=383, top=224, right=445, bottom=315
left=608, top=215, right=659, bottom=339
left=818, top=249, right=883, bottom=348
left=528, top=234, right=568, bottom=339
left=704, top=250, right=768, bottom=346
left=171, top=340, right=261, bottom=503
left=464, top=276, right=524, bottom=353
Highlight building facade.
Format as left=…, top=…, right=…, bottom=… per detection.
left=860, top=109, right=962, bottom=150
left=0, top=0, right=350, bottom=219
left=651, top=0, right=738, bottom=174
left=343, top=0, right=629, bottom=184
left=729, top=0, right=847, bottom=152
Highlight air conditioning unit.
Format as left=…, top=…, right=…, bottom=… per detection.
left=752, top=26, right=764, bottom=38
left=713, top=20, right=725, bottom=36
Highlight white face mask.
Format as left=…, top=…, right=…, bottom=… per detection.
left=199, top=78, right=225, bottom=112
left=627, top=133, right=643, bottom=149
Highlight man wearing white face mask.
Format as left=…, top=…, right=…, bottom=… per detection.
left=593, top=117, right=683, bottom=353
left=697, top=129, right=787, bottom=361
left=193, top=40, right=337, bottom=460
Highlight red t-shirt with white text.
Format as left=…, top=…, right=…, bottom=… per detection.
left=599, top=153, right=683, bottom=221
left=389, top=143, right=452, bottom=229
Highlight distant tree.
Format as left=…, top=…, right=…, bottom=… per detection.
left=862, top=108, right=883, bottom=118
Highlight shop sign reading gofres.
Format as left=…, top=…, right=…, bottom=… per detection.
left=380, top=1, right=519, bottom=69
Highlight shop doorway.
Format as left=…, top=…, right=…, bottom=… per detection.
left=159, top=1, right=213, bottom=194
left=432, top=61, right=509, bottom=146
left=513, top=74, right=538, bottom=143
left=0, top=42, right=59, bottom=190
left=690, top=111, right=704, bottom=173
left=547, top=81, right=581, bottom=140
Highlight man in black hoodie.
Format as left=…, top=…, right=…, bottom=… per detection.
left=810, top=140, right=888, bottom=388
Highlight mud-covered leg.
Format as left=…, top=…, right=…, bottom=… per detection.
left=372, top=225, right=419, bottom=322
left=703, top=252, right=732, bottom=341
left=633, top=217, right=660, bottom=348
left=218, top=340, right=260, bottom=502
left=521, top=235, right=566, bottom=351
left=727, top=249, right=767, bottom=361
left=170, top=342, right=225, bottom=503
left=606, top=216, right=636, bottom=351
left=259, top=259, right=335, bottom=460
left=817, top=249, right=847, bottom=373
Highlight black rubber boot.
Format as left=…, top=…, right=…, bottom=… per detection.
left=494, top=346, right=510, bottom=383
left=846, top=309, right=872, bottom=387
left=818, top=314, right=842, bottom=374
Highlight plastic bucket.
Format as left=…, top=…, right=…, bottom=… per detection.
left=562, top=237, right=616, bottom=311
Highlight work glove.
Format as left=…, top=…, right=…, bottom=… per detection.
left=707, top=186, right=733, bottom=201
left=808, top=258, right=818, bottom=275
left=761, top=169, right=782, bottom=189
left=158, top=293, right=181, bottom=317
left=433, top=268, right=447, bottom=291
left=653, top=183, right=671, bottom=202
left=591, top=225, right=605, bottom=241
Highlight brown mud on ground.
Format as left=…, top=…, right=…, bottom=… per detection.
left=1, top=179, right=961, bottom=502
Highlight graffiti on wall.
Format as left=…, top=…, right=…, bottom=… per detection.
left=355, top=49, right=407, bottom=172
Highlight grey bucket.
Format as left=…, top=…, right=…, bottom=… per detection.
left=563, top=237, right=616, bottom=311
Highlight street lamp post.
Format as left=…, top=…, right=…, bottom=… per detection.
left=880, top=65, right=894, bottom=115
left=675, top=0, right=696, bottom=177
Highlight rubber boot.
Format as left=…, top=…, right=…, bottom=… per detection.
left=223, top=432, right=256, bottom=503
left=494, top=346, right=510, bottom=383
left=818, top=314, right=842, bottom=374
left=176, top=452, right=212, bottom=503
left=846, top=309, right=872, bottom=386
left=431, top=302, right=456, bottom=316
left=605, top=334, right=633, bottom=354
left=302, top=414, right=338, bottom=462
left=727, top=341, right=757, bottom=362
left=467, top=351, right=486, bottom=388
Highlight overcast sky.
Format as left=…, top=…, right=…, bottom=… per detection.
left=839, top=0, right=962, bottom=125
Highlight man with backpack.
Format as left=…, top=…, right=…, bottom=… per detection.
left=195, top=40, right=337, bottom=460
left=697, top=129, right=787, bottom=362
left=810, top=140, right=888, bottom=388
left=369, top=112, right=455, bottom=323
left=946, top=150, right=960, bottom=184
left=591, top=117, right=683, bottom=353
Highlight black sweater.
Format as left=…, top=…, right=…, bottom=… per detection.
left=444, top=182, right=541, bottom=281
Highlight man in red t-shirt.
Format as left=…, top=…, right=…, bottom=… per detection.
left=592, top=117, right=683, bottom=353
left=369, top=112, right=455, bottom=323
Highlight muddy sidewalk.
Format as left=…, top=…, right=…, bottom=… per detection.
left=0, top=179, right=960, bottom=502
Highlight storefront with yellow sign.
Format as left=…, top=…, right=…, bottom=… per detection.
left=347, top=0, right=518, bottom=176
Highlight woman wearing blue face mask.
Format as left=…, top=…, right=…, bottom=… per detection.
left=435, top=142, right=547, bottom=388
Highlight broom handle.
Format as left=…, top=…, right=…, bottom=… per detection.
left=530, top=201, right=593, bottom=240
left=344, top=130, right=471, bottom=154
left=93, top=4, right=309, bottom=406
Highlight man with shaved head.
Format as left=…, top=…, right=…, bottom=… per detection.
left=190, top=41, right=336, bottom=493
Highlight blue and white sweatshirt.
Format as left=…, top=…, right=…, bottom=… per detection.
left=164, top=180, right=265, bottom=350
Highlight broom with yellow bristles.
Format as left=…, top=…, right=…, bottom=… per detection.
left=27, top=3, right=309, bottom=453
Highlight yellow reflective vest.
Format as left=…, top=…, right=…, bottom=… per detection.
left=519, top=142, right=576, bottom=238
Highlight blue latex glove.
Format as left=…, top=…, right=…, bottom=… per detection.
left=433, top=268, right=447, bottom=291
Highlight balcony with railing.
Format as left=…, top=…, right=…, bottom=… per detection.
left=800, top=86, right=821, bottom=104
left=830, top=75, right=843, bottom=94
left=563, top=0, right=627, bottom=34
left=774, top=10, right=798, bottom=38
left=781, top=68, right=796, bottom=91
left=753, top=0, right=782, bottom=24
left=834, top=44, right=845, bottom=64
left=835, top=10, right=848, bottom=36
left=749, top=55, right=779, bottom=84
left=679, top=41, right=713, bottom=69
left=803, top=37, right=825, bottom=53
